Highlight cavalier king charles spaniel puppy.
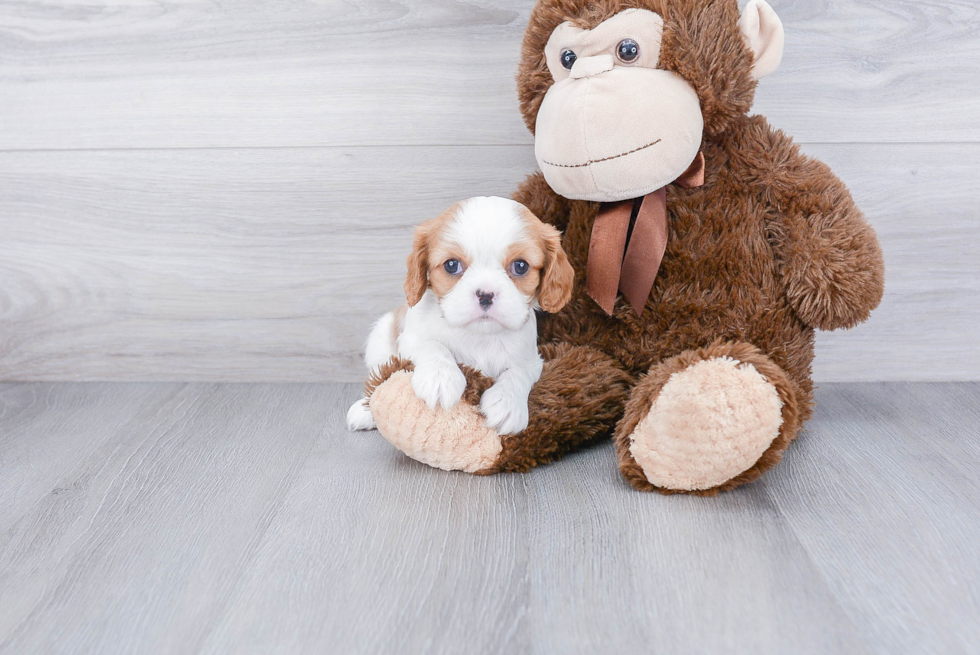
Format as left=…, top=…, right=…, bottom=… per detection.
left=347, top=196, right=574, bottom=435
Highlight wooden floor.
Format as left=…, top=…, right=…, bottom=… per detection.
left=0, top=382, right=977, bottom=654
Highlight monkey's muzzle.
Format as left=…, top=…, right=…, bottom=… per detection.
left=534, top=67, right=703, bottom=203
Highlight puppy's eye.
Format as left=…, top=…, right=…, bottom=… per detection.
left=510, top=260, right=529, bottom=277
left=560, top=49, right=577, bottom=70
left=443, top=259, right=463, bottom=275
left=616, top=39, right=639, bottom=63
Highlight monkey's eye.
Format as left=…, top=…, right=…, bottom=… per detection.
left=560, top=49, right=577, bottom=70
left=443, top=259, right=463, bottom=275
left=616, top=39, right=640, bottom=63
left=509, top=260, right=530, bottom=277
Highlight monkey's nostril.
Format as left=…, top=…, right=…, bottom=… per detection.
left=476, top=290, right=494, bottom=310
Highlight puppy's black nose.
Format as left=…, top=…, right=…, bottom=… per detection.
left=476, top=290, right=494, bottom=310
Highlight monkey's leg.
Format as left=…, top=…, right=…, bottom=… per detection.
left=614, top=341, right=804, bottom=495
left=482, top=344, right=632, bottom=474
left=367, top=345, right=632, bottom=474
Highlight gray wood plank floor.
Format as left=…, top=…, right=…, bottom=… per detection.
left=1, top=382, right=977, bottom=654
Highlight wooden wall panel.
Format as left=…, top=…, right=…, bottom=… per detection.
left=1, top=0, right=976, bottom=381
left=808, top=143, right=980, bottom=381
left=0, top=146, right=536, bottom=381
left=1, top=144, right=976, bottom=382
left=0, top=0, right=977, bottom=149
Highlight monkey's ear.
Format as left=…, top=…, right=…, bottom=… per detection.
left=738, top=0, right=784, bottom=80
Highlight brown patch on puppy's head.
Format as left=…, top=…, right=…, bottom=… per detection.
left=504, top=239, right=544, bottom=300
left=405, top=203, right=464, bottom=306
left=516, top=207, right=574, bottom=313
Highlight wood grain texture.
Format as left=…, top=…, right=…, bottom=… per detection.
left=807, top=143, right=980, bottom=381
left=521, top=454, right=871, bottom=654
left=0, top=0, right=977, bottom=149
left=1, top=143, right=977, bottom=382
left=0, top=382, right=977, bottom=654
left=199, top=396, right=530, bottom=655
left=0, top=383, right=178, bottom=534
left=766, top=382, right=980, bottom=654
left=0, top=145, right=538, bottom=381
left=0, top=382, right=334, bottom=654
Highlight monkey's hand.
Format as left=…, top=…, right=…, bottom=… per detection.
left=751, top=120, right=885, bottom=331
left=771, top=181, right=885, bottom=331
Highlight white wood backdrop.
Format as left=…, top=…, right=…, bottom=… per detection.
left=1, top=0, right=978, bottom=382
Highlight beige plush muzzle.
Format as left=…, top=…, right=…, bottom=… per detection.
left=534, top=8, right=705, bottom=203
left=535, top=68, right=703, bottom=202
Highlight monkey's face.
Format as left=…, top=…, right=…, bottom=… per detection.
left=535, top=9, right=702, bottom=202
left=523, top=0, right=785, bottom=204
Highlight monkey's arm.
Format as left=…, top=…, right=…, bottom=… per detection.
left=513, top=171, right=572, bottom=232
left=755, top=124, right=885, bottom=331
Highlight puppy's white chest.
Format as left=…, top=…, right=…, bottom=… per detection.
left=449, top=333, right=524, bottom=378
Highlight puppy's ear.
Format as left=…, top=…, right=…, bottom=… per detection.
left=536, top=222, right=574, bottom=313
left=405, top=219, right=435, bottom=306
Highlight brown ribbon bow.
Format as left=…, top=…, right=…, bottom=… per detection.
left=586, top=152, right=706, bottom=316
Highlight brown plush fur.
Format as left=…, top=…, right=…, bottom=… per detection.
left=481, top=343, right=634, bottom=474
left=504, top=0, right=883, bottom=492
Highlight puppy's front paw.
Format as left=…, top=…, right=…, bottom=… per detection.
left=346, top=398, right=376, bottom=431
left=411, top=361, right=466, bottom=410
left=480, top=383, right=530, bottom=435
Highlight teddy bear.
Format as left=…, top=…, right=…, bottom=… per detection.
left=365, top=0, right=885, bottom=495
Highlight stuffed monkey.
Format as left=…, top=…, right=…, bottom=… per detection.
left=367, top=0, right=884, bottom=495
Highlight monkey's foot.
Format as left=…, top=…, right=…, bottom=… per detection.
left=615, top=342, right=801, bottom=494
left=370, top=368, right=501, bottom=473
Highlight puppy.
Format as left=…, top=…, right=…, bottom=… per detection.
left=347, top=196, right=574, bottom=435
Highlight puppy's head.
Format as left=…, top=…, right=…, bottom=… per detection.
left=405, top=196, right=574, bottom=333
